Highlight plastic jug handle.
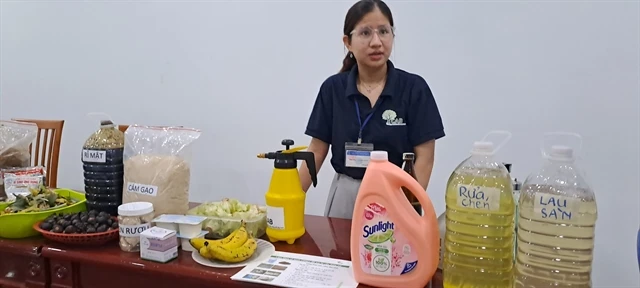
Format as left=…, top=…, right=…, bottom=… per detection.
left=480, top=130, right=512, bottom=154
left=391, top=170, right=437, bottom=220
left=540, top=132, right=583, bottom=158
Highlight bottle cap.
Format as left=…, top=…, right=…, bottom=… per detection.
left=402, top=152, right=415, bottom=160
left=100, top=120, right=115, bottom=128
left=546, top=145, right=574, bottom=162
left=370, top=151, right=388, bottom=161
left=118, top=202, right=154, bottom=216
left=514, top=179, right=522, bottom=190
left=471, top=141, right=494, bottom=156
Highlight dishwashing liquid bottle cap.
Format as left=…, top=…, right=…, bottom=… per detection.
left=370, top=151, right=388, bottom=161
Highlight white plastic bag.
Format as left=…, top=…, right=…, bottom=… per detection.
left=122, top=125, right=201, bottom=215
left=0, top=120, right=38, bottom=200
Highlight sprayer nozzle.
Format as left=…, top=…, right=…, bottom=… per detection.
left=257, top=153, right=266, bottom=159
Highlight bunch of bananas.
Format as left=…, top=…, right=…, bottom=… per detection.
left=190, top=221, right=258, bottom=263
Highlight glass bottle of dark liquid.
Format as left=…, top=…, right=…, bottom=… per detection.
left=401, top=152, right=422, bottom=215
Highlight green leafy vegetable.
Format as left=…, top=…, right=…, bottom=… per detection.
left=1, top=186, right=76, bottom=215
left=189, top=198, right=267, bottom=238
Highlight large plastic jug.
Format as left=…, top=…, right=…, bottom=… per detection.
left=350, top=151, right=439, bottom=288
left=82, top=112, right=125, bottom=216
left=515, top=132, right=597, bottom=287
left=443, top=130, right=515, bottom=288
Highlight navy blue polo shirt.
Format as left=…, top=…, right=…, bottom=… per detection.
left=305, top=61, right=445, bottom=180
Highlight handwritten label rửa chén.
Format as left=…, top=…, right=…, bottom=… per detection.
left=456, top=184, right=501, bottom=211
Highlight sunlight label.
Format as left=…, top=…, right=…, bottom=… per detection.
left=359, top=202, right=418, bottom=276
left=456, top=184, right=500, bottom=211
left=534, top=193, right=578, bottom=222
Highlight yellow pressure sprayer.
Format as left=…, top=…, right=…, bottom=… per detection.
left=258, top=139, right=317, bottom=244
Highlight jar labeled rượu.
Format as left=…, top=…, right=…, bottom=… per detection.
left=118, top=202, right=154, bottom=252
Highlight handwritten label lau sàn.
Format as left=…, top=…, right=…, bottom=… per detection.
left=82, top=149, right=106, bottom=163
left=533, top=193, right=577, bottom=221
left=456, top=184, right=501, bottom=211
left=126, top=182, right=159, bottom=197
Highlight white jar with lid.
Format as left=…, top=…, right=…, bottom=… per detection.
left=118, top=202, right=155, bottom=252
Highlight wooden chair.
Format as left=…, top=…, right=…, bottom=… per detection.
left=11, top=119, right=64, bottom=188
left=118, top=125, right=129, bottom=133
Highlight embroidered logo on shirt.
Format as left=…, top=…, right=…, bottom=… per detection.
left=382, top=109, right=406, bottom=126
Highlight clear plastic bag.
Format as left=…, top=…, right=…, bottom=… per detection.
left=0, top=121, right=38, bottom=201
left=122, top=125, right=201, bottom=216
left=0, top=121, right=37, bottom=168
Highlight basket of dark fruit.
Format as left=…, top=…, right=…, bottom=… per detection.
left=33, top=210, right=119, bottom=245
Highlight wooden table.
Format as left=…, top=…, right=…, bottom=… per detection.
left=2, top=215, right=442, bottom=288
left=0, top=237, right=47, bottom=288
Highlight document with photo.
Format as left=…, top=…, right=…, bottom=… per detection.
left=231, top=251, right=358, bottom=288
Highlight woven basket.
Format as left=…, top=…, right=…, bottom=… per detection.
left=33, top=219, right=119, bottom=246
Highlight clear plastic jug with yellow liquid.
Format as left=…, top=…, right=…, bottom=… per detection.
left=515, top=132, right=597, bottom=287
left=443, top=130, right=515, bottom=288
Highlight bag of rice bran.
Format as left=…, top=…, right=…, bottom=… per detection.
left=122, top=125, right=201, bottom=216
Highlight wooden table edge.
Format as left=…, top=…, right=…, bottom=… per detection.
left=40, top=246, right=237, bottom=283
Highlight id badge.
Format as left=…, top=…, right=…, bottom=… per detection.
left=345, top=142, right=374, bottom=168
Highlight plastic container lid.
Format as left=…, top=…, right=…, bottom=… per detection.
left=471, top=141, right=494, bottom=156
left=100, top=120, right=114, bottom=128
left=546, top=145, right=574, bottom=161
left=370, top=151, right=388, bottom=161
left=402, top=152, right=415, bottom=160
left=118, top=202, right=154, bottom=216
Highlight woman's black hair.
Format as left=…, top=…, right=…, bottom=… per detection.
left=340, top=0, right=394, bottom=73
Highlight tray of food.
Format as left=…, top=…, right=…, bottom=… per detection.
left=33, top=210, right=119, bottom=245
left=0, top=186, right=87, bottom=239
left=187, top=198, right=267, bottom=239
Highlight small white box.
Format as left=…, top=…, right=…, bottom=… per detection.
left=154, top=222, right=180, bottom=247
left=140, top=227, right=179, bottom=263
left=152, top=214, right=207, bottom=239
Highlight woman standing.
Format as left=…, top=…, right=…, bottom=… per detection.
left=300, top=0, right=445, bottom=219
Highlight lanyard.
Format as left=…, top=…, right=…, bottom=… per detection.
left=355, top=100, right=374, bottom=144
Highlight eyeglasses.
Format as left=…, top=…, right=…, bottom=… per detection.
left=350, top=25, right=395, bottom=43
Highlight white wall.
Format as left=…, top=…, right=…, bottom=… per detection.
left=1, top=0, right=638, bottom=285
